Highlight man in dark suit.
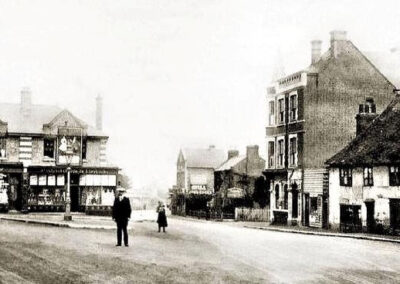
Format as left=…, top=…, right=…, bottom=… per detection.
left=112, top=188, right=131, bottom=247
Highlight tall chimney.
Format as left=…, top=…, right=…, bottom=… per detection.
left=356, top=98, right=378, bottom=136
left=96, top=95, right=103, bottom=130
left=20, top=87, right=32, bottom=117
left=228, top=150, right=239, bottom=159
left=330, top=30, right=347, bottom=58
left=311, top=40, right=322, bottom=64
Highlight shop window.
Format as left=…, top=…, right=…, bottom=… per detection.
left=363, top=167, right=373, bottom=186
left=44, top=139, right=55, bottom=158
left=389, top=166, right=400, bottom=186
left=289, top=94, right=297, bottom=121
left=278, top=139, right=284, bottom=167
left=268, top=141, right=275, bottom=167
left=0, top=138, right=6, bottom=158
left=339, top=168, right=352, bottom=186
left=278, top=98, right=285, bottom=124
left=268, top=101, right=275, bottom=126
left=289, top=137, right=297, bottom=166
left=340, top=204, right=362, bottom=232
left=310, top=197, right=318, bottom=213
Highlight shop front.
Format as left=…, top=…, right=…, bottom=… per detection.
left=27, top=166, right=118, bottom=213
left=0, top=163, right=23, bottom=212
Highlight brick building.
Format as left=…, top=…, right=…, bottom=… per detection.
left=171, top=145, right=226, bottom=215
left=214, top=145, right=265, bottom=214
left=264, top=31, right=395, bottom=227
left=0, top=88, right=118, bottom=213
left=327, top=93, right=400, bottom=234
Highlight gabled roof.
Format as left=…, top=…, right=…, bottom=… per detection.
left=0, top=103, right=106, bottom=137
left=181, top=147, right=226, bottom=169
left=326, top=94, right=400, bottom=166
left=216, top=155, right=246, bottom=171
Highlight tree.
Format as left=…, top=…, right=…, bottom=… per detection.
left=253, top=176, right=269, bottom=208
left=117, top=173, right=132, bottom=190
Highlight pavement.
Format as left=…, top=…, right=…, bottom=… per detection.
left=0, top=210, right=158, bottom=230
left=2, top=211, right=400, bottom=244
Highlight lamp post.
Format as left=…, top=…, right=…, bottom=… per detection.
left=64, top=149, right=74, bottom=221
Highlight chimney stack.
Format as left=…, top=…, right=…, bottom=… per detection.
left=228, top=150, right=239, bottom=159
left=311, top=40, right=322, bottom=64
left=356, top=98, right=378, bottom=136
left=96, top=95, right=103, bottom=131
left=330, top=30, right=347, bottom=58
left=20, top=87, right=32, bottom=117
left=246, top=145, right=259, bottom=160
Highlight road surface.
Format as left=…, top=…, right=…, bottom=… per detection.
left=0, top=217, right=400, bottom=283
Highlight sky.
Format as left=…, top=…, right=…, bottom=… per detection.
left=0, top=0, right=399, bottom=195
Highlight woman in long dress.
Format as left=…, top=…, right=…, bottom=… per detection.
left=157, top=203, right=168, bottom=233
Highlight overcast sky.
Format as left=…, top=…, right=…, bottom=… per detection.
left=0, top=0, right=399, bottom=193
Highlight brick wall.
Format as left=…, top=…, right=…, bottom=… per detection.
left=304, top=43, right=394, bottom=168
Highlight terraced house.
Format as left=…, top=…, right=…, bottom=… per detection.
left=0, top=88, right=118, bottom=213
left=264, top=30, right=395, bottom=227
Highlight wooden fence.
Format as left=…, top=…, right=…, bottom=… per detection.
left=235, top=207, right=270, bottom=222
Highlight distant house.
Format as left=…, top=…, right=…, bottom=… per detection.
left=214, top=146, right=265, bottom=214
left=327, top=93, right=400, bottom=234
left=172, top=145, right=226, bottom=215
left=264, top=30, right=395, bottom=227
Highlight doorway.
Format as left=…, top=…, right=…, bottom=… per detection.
left=365, top=201, right=375, bottom=233
left=304, top=193, right=310, bottom=226
left=7, top=174, right=22, bottom=211
left=390, top=199, right=400, bottom=234
left=292, top=185, right=298, bottom=218
left=322, top=196, right=328, bottom=229
left=70, top=186, right=80, bottom=212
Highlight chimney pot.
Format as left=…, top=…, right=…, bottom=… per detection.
left=311, top=40, right=322, bottom=64
left=356, top=98, right=378, bottom=135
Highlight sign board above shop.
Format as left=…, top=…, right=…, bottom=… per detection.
left=28, top=167, right=119, bottom=175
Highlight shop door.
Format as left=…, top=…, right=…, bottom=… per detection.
left=70, top=187, right=79, bottom=212
left=304, top=194, right=310, bottom=226
left=292, top=189, right=298, bottom=218
left=390, top=199, right=400, bottom=233
left=365, top=201, right=375, bottom=233
left=8, top=175, right=22, bottom=211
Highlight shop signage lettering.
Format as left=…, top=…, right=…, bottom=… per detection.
left=29, top=168, right=118, bottom=175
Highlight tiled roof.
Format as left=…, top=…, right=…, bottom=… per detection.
left=216, top=155, right=245, bottom=171
left=326, top=94, right=400, bottom=166
left=182, top=147, right=226, bottom=169
left=0, top=103, right=106, bottom=137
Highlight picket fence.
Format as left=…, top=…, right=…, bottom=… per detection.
left=235, top=207, right=270, bottom=222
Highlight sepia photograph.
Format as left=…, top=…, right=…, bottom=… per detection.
left=1, top=0, right=400, bottom=283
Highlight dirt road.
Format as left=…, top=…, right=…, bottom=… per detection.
left=1, top=217, right=400, bottom=283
